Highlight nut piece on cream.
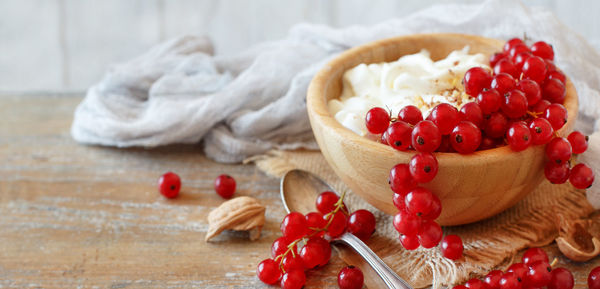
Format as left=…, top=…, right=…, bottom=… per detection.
left=328, top=46, right=490, bottom=136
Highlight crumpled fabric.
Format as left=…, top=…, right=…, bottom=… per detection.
left=72, top=0, right=600, bottom=176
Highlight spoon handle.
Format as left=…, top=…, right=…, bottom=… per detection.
left=337, top=233, right=413, bottom=289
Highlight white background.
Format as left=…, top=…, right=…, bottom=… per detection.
left=1, top=0, right=598, bottom=93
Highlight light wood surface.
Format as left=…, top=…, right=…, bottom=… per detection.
left=0, top=93, right=597, bottom=288
left=307, top=33, right=578, bottom=226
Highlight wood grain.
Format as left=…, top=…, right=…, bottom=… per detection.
left=0, top=94, right=598, bottom=288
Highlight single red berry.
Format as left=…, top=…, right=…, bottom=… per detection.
left=389, top=164, right=417, bottom=194
left=545, top=137, right=572, bottom=164
left=421, top=193, right=442, bottom=220
left=522, top=56, right=548, bottom=84
left=386, top=120, right=413, bottom=151
left=405, top=187, right=435, bottom=217
left=567, top=131, right=588, bottom=154
left=517, top=79, right=542, bottom=106
left=281, top=212, right=309, bottom=240
left=509, top=43, right=530, bottom=62
left=392, top=192, right=406, bottom=211
left=450, top=121, right=482, bottom=154
left=316, top=191, right=344, bottom=214
left=494, top=59, right=520, bottom=79
left=507, top=262, right=528, bottom=282
left=398, top=105, right=423, bottom=125
left=437, top=135, right=454, bottom=152
left=502, top=89, right=528, bottom=119
left=347, top=209, right=376, bottom=242
left=412, top=120, right=442, bottom=153
left=490, top=52, right=508, bottom=67
left=504, top=38, right=524, bottom=53
left=590, top=267, right=600, bottom=289
left=325, top=211, right=347, bottom=238
left=409, top=152, right=439, bottom=183
left=393, top=210, right=421, bottom=235
left=570, top=163, right=594, bottom=189
left=418, top=220, right=443, bottom=248
left=338, top=265, right=364, bottom=289
left=280, top=269, right=306, bottom=289
left=477, top=89, right=502, bottom=115
left=529, top=118, right=554, bottom=145
left=544, top=161, right=571, bottom=184
left=460, top=102, right=484, bottom=129
left=465, top=278, right=485, bottom=289
left=300, top=237, right=331, bottom=269
left=514, top=52, right=532, bottom=70
left=158, top=172, right=181, bottom=199
left=491, top=73, right=516, bottom=95
left=531, top=41, right=554, bottom=60
left=548, top=268, right=574, bottom=289
left=525, top=261, right=552, bottom=288
left=507, top=122, right=532, bottom=152
left=546, top=70, right=566, bottom=84
left=522, top=248, right=549, bottom=265
left=305, top=212, right=327, bottom=237
left=545, top=60, right=557, bottom=72
left=499, top=272, right=522, bottom=289
left=271, top=236, right=295, bottom=258
left=399, top=233, right=420, bottom=250
left=532, top=99, right=551, bottom=114
left=544, top=103, right=568, bottom=130
left=257, top=258, right=282, bottom=285
left=365, top=107, right=390, bottom=134
left=484, top=112, right=509, bottom=139
left=479, top=136, right=498, bottom=150
left=440, top=234, right=463, bottom=260
left=542, top=78, right=566, bottom=104
left=484, top=270, right=504, bottom=289
left=464, top=67, right=492, bottom=96
left=427, top=103, right=461, bottom=135
left=214, top=174, right=236, bottom=199
left=282, top=255, right=305, bottom=272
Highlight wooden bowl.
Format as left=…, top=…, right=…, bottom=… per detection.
left=306, top=33, right=578, bottom=226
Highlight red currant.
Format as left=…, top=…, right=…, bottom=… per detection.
left=548, top=268, right=574, bottom=289
left=300, top=237, right=331, bottom=269
left=305, top=212, right=327, bottom=237
left=347, top=209, right=376, bottom=242
left=399, top=233, right=420, bottom=250
left=484, top=112, right=509, bottom=138
left=494, top=59, right=519, bottom=79
left=544, top=103, right=568, bottom=130
left=499, top=272, right=522, bottom=289
left=502, top=89, right=528, bottom=119
left=570, top=163, right=594, bottom=189
left=338, top=266, right=364, bottom=289
left=365, top=107, right=390, bottom=134
left=409, top=152, right=439, bottom=183
left=507, top=122, right=532, bottom=152
left=484, top=270, right=504, bottom=289
left=381, top=130, right=389, bottom=145
left=514, top=52, right=532, bottom=70
left=393, top=210, right=421, bottom=235
left=281, top=212, right=309, bottom=240
left=525, top=261, right=552, bottom=288
left=509, top=43, right=530, bottom=62
left=393, top=192, right=406, bottom=211
left=546, top=70, right=566, bottom=84
left=280, top=269, right=306, bottom=289
left=316, top=191, right=343, bottom=214
left=282, top=254, right=305, bottom=272
left=490, top=52, right=508, bottom=67
left=214, top=174, right=236, bottom=199
left=590, top=266, right=600, bottom=289
left=421, top=193, right=442, bottom=220
left=418, top=220, right=443, bottom=248
left=386, top=121, right=413, bottom=151
left=477, top=89, right=502, bottom=115
left=460, top=102, right=484, bottom=129
left=523, top=56, right=548, bottom=84
left=542, top=78, right=566, bottom=104
left=398, top=105, right=424, bottom=125
left=504, top=38, right=524, bottom=53
left=529, top=118, right=554, bottom=145
left=412, top=120, right=442, bottom=152
left=257, top=258, right=282, bottom=284
left=427, top=103, right=461, bottom=135
left=545, top=137, right=572, bottom=164
left=325, top=211, right=347, bottom=238
left=491, top=73, right=516, bottom=95
left=544, top=161, right=570, bottom=184
left=158, top=172, right=181, bottom=199
left=464, top=67, right=492, bottom=96
left=522, top=248, right=549, bottom=265
left=389, top=164, right=417, bottom=194
left=450, top=121, right=482, bottom=154
left=532, top=99, right=551, bottom=114
left=272, top=236, right=295, bottom=258
left=567, top=131, right=588, bottom=154
left=517, top=79, right=541, bottom=106
left=405, top=187, right=435, bottom=217
left=440, top=234, right=463, bottom=260
left=531, top=41, right=554, bottom=60
left=507, top=262, right=528, bottom=282
left=465, top=278, right=485, bottom=289
left=438, top=135, right=454, bottom=152
left=479, top=136, right=498, bottom=150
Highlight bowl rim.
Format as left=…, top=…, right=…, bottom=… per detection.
left=306, top=33, right=579, bottom=165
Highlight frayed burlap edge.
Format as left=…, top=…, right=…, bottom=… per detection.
left=247, top=149, right=595, bottom=289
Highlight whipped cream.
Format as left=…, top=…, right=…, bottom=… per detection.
left=328, top=46, right=489, bottom=136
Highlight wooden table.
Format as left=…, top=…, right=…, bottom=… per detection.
left=1, top=93, right=598, bottom=288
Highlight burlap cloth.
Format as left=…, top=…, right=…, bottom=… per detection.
left=249, top=150, right=595, bottom=289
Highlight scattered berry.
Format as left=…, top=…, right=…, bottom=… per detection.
left=347, top=209, right=376, bottom=242
left=158, top=171, right=181, bottom=199
left=338, top=266, right=364, bottom=289
left=567, top=131, right=588, bottom=154
left=214, top=174, right=236, bottom=199
left=418, top=220, right=443, bottom=248
left=440, top=234, right=464, bottom=260
left=590, top=267, right=600, bottom=289
left=399, top=233, right=420, bottom=250
left=570, top=163, right=594, bottom=189
left=548, top=268, right=574, bottom=289
left=545, top=137, right=572, bottom=164
left=544, top=161, right=571, bottom=184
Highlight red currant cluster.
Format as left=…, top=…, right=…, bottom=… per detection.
left=257, top=191, right=374, bottom=289
left=365, top=37, right=595, bottom=258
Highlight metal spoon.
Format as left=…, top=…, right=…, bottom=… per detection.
left=280, top=169, right=413, bottom=289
